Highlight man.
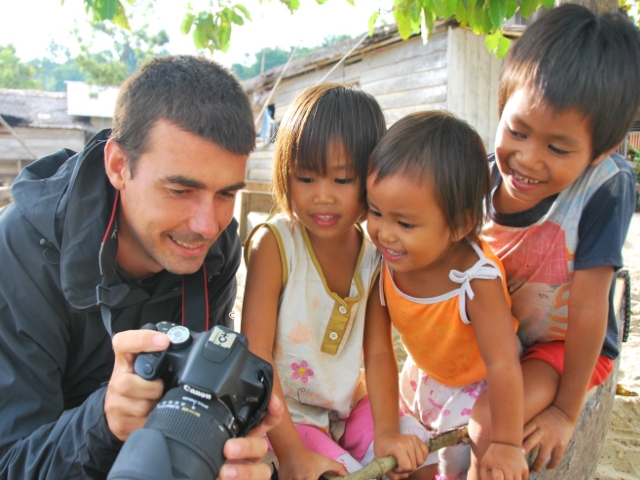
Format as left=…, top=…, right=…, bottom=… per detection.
left=0, top=55, right=282, bottom=479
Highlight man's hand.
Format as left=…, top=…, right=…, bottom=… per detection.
left=479, top=442, right=528, bottom=480
left=105, top=329, right=170, bottom=441
left=218, top=393, right=285, bottom=480
left=522, top=405, right=575, bottom=473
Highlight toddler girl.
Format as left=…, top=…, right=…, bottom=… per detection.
left=364, top=111, right=528, bottom=480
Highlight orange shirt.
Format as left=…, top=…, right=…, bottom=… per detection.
left=382, top=241, right=518, bottom=387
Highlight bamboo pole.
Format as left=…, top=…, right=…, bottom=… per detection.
left=322, top=426, right=469, bottom=480
left=254, top=47, right=298, bottom=128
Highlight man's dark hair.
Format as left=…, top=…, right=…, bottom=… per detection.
left=111, top=55, right=255, bottom=169
left=272, top=83, right=386, bottom=217
left=369, top=110, right=489, bottom=242
left=498, top=4, right=640, bottom=160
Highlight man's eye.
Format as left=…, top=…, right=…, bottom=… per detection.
left=220, top=191, right=237, bottom=199
left=170, top=189, right=190, bottom=196
left=335, top=178, right=354, bottom=185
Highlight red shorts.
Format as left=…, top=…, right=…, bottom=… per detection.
left=521, top=341, right=614, bottom=390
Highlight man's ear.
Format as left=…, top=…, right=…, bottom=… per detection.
left=590, top=146, right=617, bottom=167
left=104, top=139, right=130, bottom=190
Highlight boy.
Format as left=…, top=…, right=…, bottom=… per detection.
left=467, top=5, right=640, bottom=479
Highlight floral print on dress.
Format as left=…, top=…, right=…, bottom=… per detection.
left=291, top=360, right=314, bottom=383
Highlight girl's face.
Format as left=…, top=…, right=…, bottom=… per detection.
left=366, top=172, right=457, bottom=275
left=289, top=143, right=365, bottom=241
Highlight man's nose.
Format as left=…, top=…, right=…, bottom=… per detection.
left=189, top=198, right=219, bottom=239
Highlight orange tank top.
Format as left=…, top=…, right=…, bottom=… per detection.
left=381, top=241, right=518, bottom=387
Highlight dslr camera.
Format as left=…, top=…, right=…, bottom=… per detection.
left=108, top=322, right=273, bottom=480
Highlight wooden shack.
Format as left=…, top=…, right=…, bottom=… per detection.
left=0, top=88, right=95, bottom=185
left=237, top=21, right=519, bottom=239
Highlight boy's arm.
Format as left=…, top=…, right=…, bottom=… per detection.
left=467, top=277, right=528, bottom=479
left=523, top=265, right=613, bottom=473
left=240, top=227, right=348, bottom=480
left=363, top=279, right=428, bottom=480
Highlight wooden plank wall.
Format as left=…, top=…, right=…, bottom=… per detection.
left=0, top=127, right=86, bottom=183
left=446, top=27, right=504, bottom=151
left=246, top=31, right=450, bottom=183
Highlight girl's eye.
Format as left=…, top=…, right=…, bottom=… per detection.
left=368, top=209, right=381, bottom=218
left=549, top=145, right=570, bottom=155
left=296, top=176, right=314, bottom=183
left=399, top=221, right=414, bottom=229
left=335, top=177, right=354, bottom=185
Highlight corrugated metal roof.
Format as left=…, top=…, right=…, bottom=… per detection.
left=0, top=88, right=88, bottom=129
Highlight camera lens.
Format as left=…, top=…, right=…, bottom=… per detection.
left=108, top=387, right=234, bottom=480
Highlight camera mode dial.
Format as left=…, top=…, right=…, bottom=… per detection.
left=167, top=326, right=192, bottom=349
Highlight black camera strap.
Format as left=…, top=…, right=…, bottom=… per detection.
left=182, top=265, right=210, bottom=332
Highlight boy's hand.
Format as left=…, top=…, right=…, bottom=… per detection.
left=278, top=444, right=348, bottom=480
left=479, top=442, right=528, bottom=480
left=522, top=405, right=575, bottom=473
left=374, top=432, right=429, bottom=480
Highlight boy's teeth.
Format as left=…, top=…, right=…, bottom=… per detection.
left=513, top=171, right=540, bottom=184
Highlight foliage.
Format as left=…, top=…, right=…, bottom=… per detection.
left=74, top=18, right=170, bottom=86
left=231, top=35, right=352, bottom=80
left=29, top=57, right=86, bottom=92
left=0, top=45, right=41, bottom=89
left=69, top=0, right=640, bottom=60
left=629, top=147, right=640, bottom=184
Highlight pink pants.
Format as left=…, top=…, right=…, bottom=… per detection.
left=268, top=396, right=435, bottom=474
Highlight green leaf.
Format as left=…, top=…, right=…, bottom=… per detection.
left=230, top=10, right=245, bottom=25
left=488, top=0, right=506, bottom=29
left=368, top=11, right=380, bottom=35
left=315, top=0, right=328, bottom=4
left=234, top=4, right=251, bottom=21
left=95, top=0, right=119, bottom=21
left=422, top=6, right=435, bottom=37
left=346, top=0, right=355, bottom=4
left=445, top=0, right=458, bottom=17
left=112, top=1, right=130, bottom=29
left=519, top=0, right=539, bottom=18
left=181, top=13, right=196, bottom=34
left=505, top=0, right=517, bottom=18
left=455, top=0, right=470, bottom=26
left=541, top=0, right=554, bottom=8
left=485, top=29, right=511, bottom=57
left=193, top=24, right=208, bottom=50
left=394, top=2, right=414, bottom=40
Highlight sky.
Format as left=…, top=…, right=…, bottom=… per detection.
left=0, top=0, right=391, bottom=67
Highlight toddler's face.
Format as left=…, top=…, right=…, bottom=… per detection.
left=493, top=87, right=607, bottom=214
left=366, top=173, right=455, bottom=275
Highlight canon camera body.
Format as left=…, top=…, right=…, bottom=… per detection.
left=108, top=322, right=273, bottom=480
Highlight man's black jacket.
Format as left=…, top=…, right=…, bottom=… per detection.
left=0, top=130, right=241, bottom=478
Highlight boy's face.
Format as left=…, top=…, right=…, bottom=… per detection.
left=494, top=87, right=608, bottom=214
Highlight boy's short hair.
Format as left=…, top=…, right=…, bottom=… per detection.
left=368, top=110, right=489, bottom=242
left=498, top=4, right=640, bottom=160
left=272, top=83, right=386, bottom=217
left=111, top=55, right=255, bottom=171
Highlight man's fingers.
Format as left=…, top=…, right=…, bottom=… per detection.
left=219, top=462, right=272, bottom=480
left=109, top=373, right=165, bottom=400
left=246, top=395, right=283, bottom=438
left=112, top=330, right=169, bottom=368
left=223, top=437, right=268, bottom=462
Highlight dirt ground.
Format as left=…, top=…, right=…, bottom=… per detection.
left=593, top=211, right=640, bottom=480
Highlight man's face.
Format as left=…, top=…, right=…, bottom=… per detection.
left=107, top=119, right=247, bottom=278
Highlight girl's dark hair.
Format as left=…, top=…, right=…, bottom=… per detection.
left=498, top=4, right=640, bottom=160
left=272, top=83, right=386, bottom=217
left=369, top=110, right=489, bottom=242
